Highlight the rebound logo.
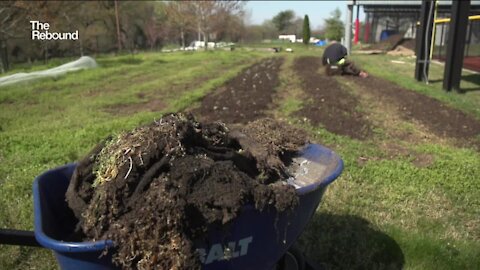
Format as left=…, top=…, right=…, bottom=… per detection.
left=30, top=21, right=78, bottom=40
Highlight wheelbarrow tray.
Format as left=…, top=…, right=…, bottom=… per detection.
left=33, top=144, right=343, bottom=270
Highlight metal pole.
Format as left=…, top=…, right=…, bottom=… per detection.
left=414, top=0, right=435, bottom=82
left=443, top=0, right=470, bottom=92
left=438, top=21, right=445, bottom=59
left=364, top=12, right=370, bottom=43
left=429, top=0, right=438, bottom=61
left=345, top=4, right=353, bottom=54
left=412, top=16, right=415, bottom=38
left=466, top=21, right=473, bottom=57
left=372, top=15, right=378, bottom=42
left=354, top=5, right=360, bottom=44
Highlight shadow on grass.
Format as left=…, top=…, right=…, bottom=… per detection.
left=460, top=74, right=480, bottom=92
left=98, top=57, right=144, bottom=67
left=152, top=59, right=168, bottom=65
left=11, top=246, right=34, bottom=268
left=297, top=213, right=404, bottom=270
left=429, top=74, right=480, bottom=92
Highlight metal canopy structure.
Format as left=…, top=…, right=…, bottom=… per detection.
left=346, top=0, right=480, bottom=92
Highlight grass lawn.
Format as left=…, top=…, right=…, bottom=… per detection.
left=277, top=51, right=480, bottom=269
left=1, top=46, right=479, bottom=269
left=0, top=49, right=267, bottom=269
left=352, top=53, right=480, bottom=118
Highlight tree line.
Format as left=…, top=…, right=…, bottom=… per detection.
left=0, top=1, right=344, bottom=72
left=0, top=1, right=246, bottom=71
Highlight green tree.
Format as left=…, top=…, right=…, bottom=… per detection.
left=272, top=10, right=295, bottom=33
left=303, top=15, right=310, bottom=45
left=324, top=8, right=344, bottom=41
left=286, top=17, right=303, bottom=37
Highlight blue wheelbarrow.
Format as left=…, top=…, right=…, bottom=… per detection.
left=2, top=144, right=343, bottom=270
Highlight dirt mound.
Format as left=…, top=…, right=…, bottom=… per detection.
left=363, top=36, right=415, bottom=55
left=350, top=76, right=480, bottom=149
left=386, top=38, right=416, bottom=56
left=66, top=113, right=308, bottom=269
left=387, top=45, right=415, bottom=56
left=398, top=38, right=416, bottom=51
left=192, top=57, right=283, bottom=124
left=364, top=34, right=404, bottom=51
left=293, top=56, right=372, bottom=140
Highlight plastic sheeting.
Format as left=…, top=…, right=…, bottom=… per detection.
left=0, top=56, right=97, bottom=87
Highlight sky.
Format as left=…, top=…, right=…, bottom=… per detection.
left=244, top=1, right=364, bottom=30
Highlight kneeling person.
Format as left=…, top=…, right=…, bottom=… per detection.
left=322, top=42, right=368, bottom=78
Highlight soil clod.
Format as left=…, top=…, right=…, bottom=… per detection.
left=66, top=113, right=308, bottom=269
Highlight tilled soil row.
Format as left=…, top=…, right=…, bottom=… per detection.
left=350, top=76, right=480, bottom=149
left=293, top=56, right=372, bottom=140
left=192, top=57, right=284, bottom=124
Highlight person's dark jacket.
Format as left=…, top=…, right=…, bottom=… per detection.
left=322, top=43, right=348, bottom=65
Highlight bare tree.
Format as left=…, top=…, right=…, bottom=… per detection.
left=115, top=1, right=165, bottom=53
left=0, top=3, right=26, bottom=72
left=13, top=1, right=71, bottom=63
left=138, top=2, right=166, bottom=50
left=0, top=4, right=24, bottom=38
left=79, top=2, right=117, bottom=54
left=0, top=1, right=238, bottom=61
left=190, top=1, right=245, bottom=49
left=164, top=1, right=195, bottom=48
left=144, top=17, right=159, bottom=50
left=114, top=0, right=121, bottom=52
left=212, top=2, right=246, bottom=42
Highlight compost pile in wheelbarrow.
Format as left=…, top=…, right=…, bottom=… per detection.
left=65, top=113, right=308, bottom=270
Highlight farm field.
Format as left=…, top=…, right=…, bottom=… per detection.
left=1, top=46, right=480, bottom=269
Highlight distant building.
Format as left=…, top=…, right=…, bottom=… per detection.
left=349, top=0, right=480, bottom=44
left=278, top=35, right=296, bottom=43
left=295, top=37, right=321, bottom=43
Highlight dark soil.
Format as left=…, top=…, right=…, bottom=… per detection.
left=192, top=57, right=284, bottom=124
left=350, top=76, right=480, bottom=149
left=293, top=56, right=372, bottom=140
left=66, top=113, right=308, bottom=269
left=364, top=34, right=404, bottom=51
left=397, top=38, right=416, bottom=51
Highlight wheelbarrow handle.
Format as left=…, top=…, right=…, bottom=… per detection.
left=277, top=243, right=322, bottom=270
left=0, top=229, right=42, bottom=247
